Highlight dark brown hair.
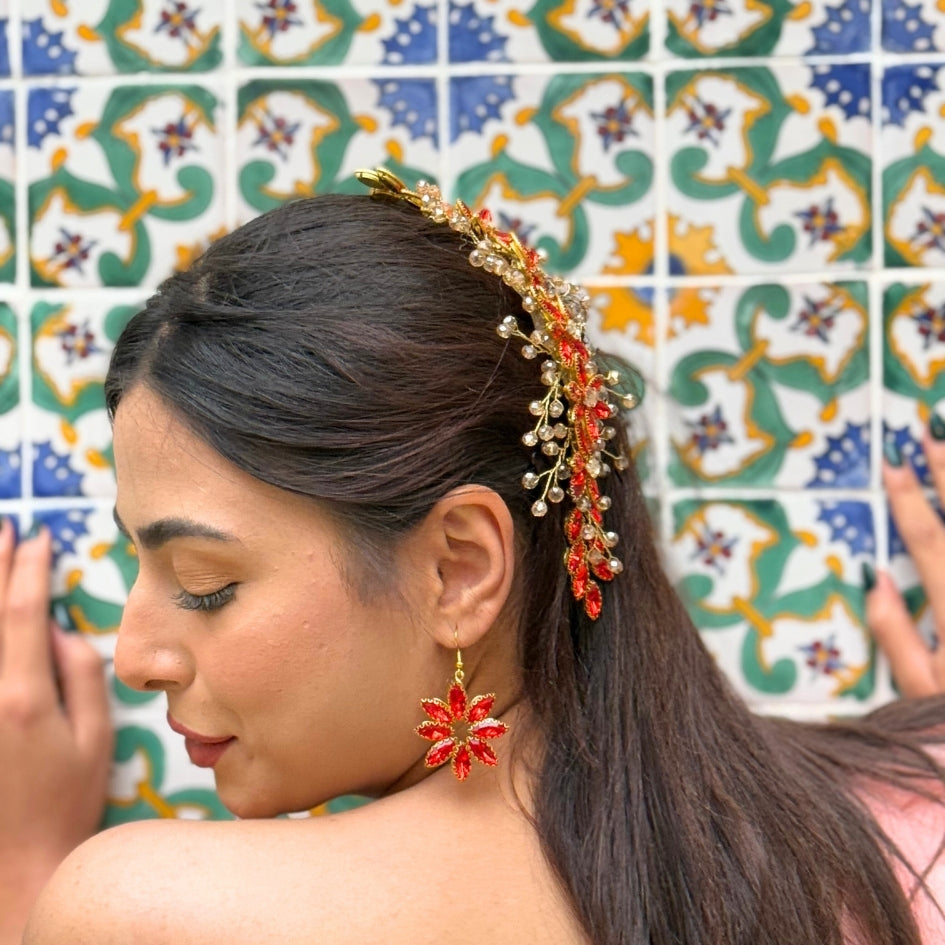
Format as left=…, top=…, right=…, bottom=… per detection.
left=105, top=194, right=945, bottom=945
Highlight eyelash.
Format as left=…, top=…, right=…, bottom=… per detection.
left=173, top=584, right=237, bottom=612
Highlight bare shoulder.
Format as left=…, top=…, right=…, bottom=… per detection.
left=861, top=776, right=945, bottom=944
left=26, top=782, right=580, bottom=945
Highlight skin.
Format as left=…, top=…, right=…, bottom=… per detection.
left=3, top=395, right=945, bottom=943
left=21, top=385, right=584, bottom=945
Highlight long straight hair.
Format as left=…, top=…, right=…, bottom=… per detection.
left=105, top=194, right=945, bottom=945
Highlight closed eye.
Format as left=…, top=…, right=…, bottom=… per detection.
left=173, top=584, right=237, bottom=612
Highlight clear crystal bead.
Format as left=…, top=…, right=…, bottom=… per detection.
left=529, top=400, right=544, bottom=416
left=538, top=424, right=554, bottom=441
left=541, top=442, right=559, bottom=456
left=549, top=400, right=564, bottom=417
left=609, top=558, right=623, bottom=574
left=469, top=250, right=484, bottom=267
left=522, top=471, right=540, bottom=489
left=522, top=431, right=539, bottom=447
left=604, top=531, right=619, bottom=548
left=548, top=486, right=565, bottom=503
left=531, top=500, right=548, bottom=518
left=522, top=344, right=538, bottom=359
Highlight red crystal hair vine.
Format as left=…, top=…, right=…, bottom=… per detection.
left=355, top=168, right=637, bottom=620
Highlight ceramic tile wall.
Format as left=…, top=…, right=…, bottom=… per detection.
left=3, top=0, right=942, bottom=823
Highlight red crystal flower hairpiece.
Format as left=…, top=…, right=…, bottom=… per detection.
left=355, top=168, right=636, bottom=620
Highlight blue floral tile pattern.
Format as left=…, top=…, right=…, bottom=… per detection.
left=883, top=282, right=945, bottom=486
left=671, top=496, right=874, bottom=704
left=0, top=89, right=13, bottom=283
left=0, top=304, right=18, bottom=499
left=28, top=83, right=224, bottom=287
left=882, top=0, right=944, bottom=52
left=882, top=66, right=945, bottom=268
left=22, top=2, right=222, bottom=75
left=589, top=285, right=654, bottom=477
left=449, top=0, right=649, bottom=62
left=666, top=0, right=871, bottom=57
left=237, top=0, right=436, bottom=66
left=667, top=282, right=869, bottom=486
left=450, top=72, right=655, bottom=277
left=667, top=64, right=871, bottom=274
left=30, top=300, right=138, bottom=497
left=236, top=78, right=439, bottom=220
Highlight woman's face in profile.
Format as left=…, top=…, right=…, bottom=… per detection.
left=110, top=386, right=429, bottom=817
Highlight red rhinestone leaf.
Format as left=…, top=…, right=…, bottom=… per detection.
left=585, top=581, right=603, bottom=620
left=594, top=400, right=612, bottom=419
left=469, top=737, right=498, bottom=767
left=572, top=564, right=589, bottom=600
left=425, top=737, right=456, bottom=768
left=471, top=719, right=509, bottom=740
left=420, top=698, right=452, bottom=725
left=453, top=744, right=472, bottom=781
left=416, top=721, right=453, bottom=742
left=566, top=542, right=585, bottom=575
left=591, top=558, right=614, bottom=582
left=448, top=682, right=467, bottom=719
left=467, top=693, right=495, bottom=723
left=564, top=510, right=582, bottom=542
left=478, top=208, right=492, bottom=224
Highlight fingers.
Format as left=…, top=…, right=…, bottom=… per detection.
left=51, top=625, right=112, bottom=761
left=883, top=455, right=945, bottom=650
left=867, top=568, right=940, bottom=697
left=1, top=526, right=55, bottom=685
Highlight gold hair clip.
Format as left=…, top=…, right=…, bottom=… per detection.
left=355, top=168, right=636, bottom=619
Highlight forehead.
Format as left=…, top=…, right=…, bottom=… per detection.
left=111, top=386, right=327, bottom=538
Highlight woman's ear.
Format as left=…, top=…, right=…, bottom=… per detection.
left=403, top=485, right=515, bottom=647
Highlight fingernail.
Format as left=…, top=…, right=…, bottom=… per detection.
left=25, top=521, right=45, bottom=540
left=862, top=561, right=876, bottom=592
left=883, top=440, right=902, bottom=467
left=932, top=410, right=945, bottom=442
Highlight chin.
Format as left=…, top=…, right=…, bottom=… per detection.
left=218, top=780, right=327, bottom=820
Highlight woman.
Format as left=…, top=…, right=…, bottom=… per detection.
left=5, top=170, right=945, bottom=945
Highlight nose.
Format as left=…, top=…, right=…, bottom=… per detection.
left=114, top=580, right=194, bottom=693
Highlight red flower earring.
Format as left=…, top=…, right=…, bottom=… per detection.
left=415, top=644, right=509, bottom=781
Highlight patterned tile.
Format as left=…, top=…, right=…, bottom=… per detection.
left=236, top=77, right=440, bottom=220
left=449, top=0, right=649, bottom=62
left=0, top=90, right=14, bottom=284
left=22, top=1, right=222, bottom=75
left=0, top=303, right=19, bottom=499
left=882, top=65, right=945, bottom=268
left=237, top=0, right=436, bottom=66
left=882, top=282, right=945, bottom=485
left=30, top=300, right=138, bottom=497
left=667, top=282, right=869, bottom=487
left=0, top=0, right=9, bottom=77
left=588, top=284, right=654, bottom=478
left=671, top=496, right=874, bottom=704
left=882, top=0, right=945, bottom=52
left=667, top=64, right=871, bottom=274
left=450, top=72, right=655, bottom=277
left=28, top=82, right=225, bottom=287
left=666, top=0, right=871, bottom=57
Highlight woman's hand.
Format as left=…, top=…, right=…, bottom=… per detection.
left=0, top=522, right=112, bottom=945
left=868, top=431, right=945, bottom=697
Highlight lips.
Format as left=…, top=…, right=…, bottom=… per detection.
left=166, top=711, right=235, bottom=768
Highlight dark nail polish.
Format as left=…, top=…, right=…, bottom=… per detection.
left=25, top=520, right=44, bottom=540
left=883, top=440, right=902, bottom=467
left=862, top=561, right=876, bottom=593
left=932, top=412, right=945, bottom=441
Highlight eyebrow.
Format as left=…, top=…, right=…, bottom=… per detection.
left=113, top=509, right=238, bottom=551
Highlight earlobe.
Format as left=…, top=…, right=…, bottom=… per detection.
left=421, top=486, right=515, bottom=646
